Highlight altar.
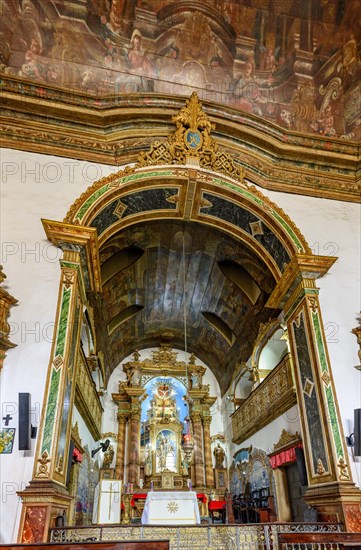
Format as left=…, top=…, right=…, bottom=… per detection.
left=141, top=491, right=200, bottom=525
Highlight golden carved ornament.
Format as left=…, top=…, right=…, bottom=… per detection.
left=35, top=451, right=51, bottom=478
left=317, top=458, right=326, bottom=475
left=273, top=429, right=301, bottom=451
left=351, top=313, right=361, bottom=370
left=71, top=422, right=84, bottom=454
left=137, top=92, right=245, bottom=183
left=0, top=266, right=18, bottom=369
left=151, top=344, right=179, bottom=364
left=337, top=457, right=350, bottom=480
left=211, top=433, right=226, bottom=444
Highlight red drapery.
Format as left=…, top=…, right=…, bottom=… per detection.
left=269, top=443, right=302, bottom=469
left=208, top=500, right=226, bottom=510
left=72, top=447, right=83, bottom=463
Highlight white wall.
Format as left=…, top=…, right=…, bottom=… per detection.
left=0, top=148, right=360, bottom=541
left=0, top=149, right=115, bottom=543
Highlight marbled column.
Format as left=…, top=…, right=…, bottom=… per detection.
left=127, top=412, right=141, bottom=485
left=267, top=254, right=361, bottom=529
left=202, top=416, right=214, bottom=488
left=115, top=413, right=128, bottom=480
left=18, top=249, right=82, bottom=542
left=33, top=251, right=82, bottom=483
left=192, top=414, right=205, bottom=488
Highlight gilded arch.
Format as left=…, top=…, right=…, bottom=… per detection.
left=62, top=94, right=310, bottom=287
left=25, top=92, right=360, bottom=540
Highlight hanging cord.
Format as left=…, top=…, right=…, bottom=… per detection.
left=183, top=226, right=188, bottom=367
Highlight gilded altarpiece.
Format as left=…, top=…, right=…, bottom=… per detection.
left=112, top=345, right=217, bottom=494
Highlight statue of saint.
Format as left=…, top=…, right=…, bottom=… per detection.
left=144, top=447, right=152, bottom=476
left=213, top=443, right=225, bottom=468
left=102, top=444, right=114, bottom=468
left=180, top=448, right=188, bottom=476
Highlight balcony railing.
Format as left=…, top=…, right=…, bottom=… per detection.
left=50, top=522, right=342, bottom=550
left=232, top=354, right=297, bottom=445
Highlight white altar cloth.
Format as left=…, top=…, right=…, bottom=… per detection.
left=141, top=491, right=200, bottom=525
left=92, top=480, right=121, bottom=524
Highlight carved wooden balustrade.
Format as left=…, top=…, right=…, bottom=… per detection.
left=232, top=355, right=297, bottom=445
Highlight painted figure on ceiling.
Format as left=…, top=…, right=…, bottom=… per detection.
left=128, top=29, right=153, bottom=76
left=109, top=0, right=125, bottom=34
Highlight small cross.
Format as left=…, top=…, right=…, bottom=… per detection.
left=2, top=414, right=12, bottom=426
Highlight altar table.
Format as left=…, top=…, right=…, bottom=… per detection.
left=141, top=491, right=201, bottom=525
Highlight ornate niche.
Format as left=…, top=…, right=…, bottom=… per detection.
left=113, top=344, right=216, bottom=490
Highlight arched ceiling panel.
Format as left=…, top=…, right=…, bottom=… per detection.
left=90, top=219, right=279, bottom=394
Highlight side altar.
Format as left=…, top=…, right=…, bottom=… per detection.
left=112, top=345, right=222, bottom=505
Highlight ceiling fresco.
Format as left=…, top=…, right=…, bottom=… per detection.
left=90, top=219, right=278, bottom=393
left=1, top=0, right=360, bottom=139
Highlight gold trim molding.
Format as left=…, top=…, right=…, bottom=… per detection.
left=0, top=80, right=359, bottom=203
left=42, top=220, right=101, bottom=293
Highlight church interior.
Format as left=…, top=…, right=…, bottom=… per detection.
left=0, top=0, right=360, bottom=548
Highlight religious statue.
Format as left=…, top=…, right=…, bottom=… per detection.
left=144, top=447, right=152, bottom=476
left=102, top=444, right=114, bottom=468
left=213, top=443, right=225, bottom=468
left=180, top=448, right=189, bottom=476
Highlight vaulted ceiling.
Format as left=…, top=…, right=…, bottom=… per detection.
left=90, top=219, right=279, bottom=393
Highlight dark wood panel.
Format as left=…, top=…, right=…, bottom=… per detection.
left=0, top=542, right=169, bottom=550
left=278, top=532, right=361, bottom=545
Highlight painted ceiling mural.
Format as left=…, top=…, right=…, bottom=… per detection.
left=90, top=219, right=278, bottom=393
left=1, top=0, right=360, bottom=139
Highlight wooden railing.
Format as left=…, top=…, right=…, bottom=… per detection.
left=278, top=532, right=361, bottom=549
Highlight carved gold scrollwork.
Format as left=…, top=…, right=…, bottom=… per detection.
left=352, top=313, right=361, bottom=370
left=35, top=451, right=51, bottom=478
left=273, top=429, right=301, bottom=451
left=0, top=266, right=18, bottom=370
left=62, top=269, right=75, bottom=288
left=337, top=457, right=350, bottom=480
left=307, top=296, right=318, bottom=312
left=136, top=93, right=245, bottom=183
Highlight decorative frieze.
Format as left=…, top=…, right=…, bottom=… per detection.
left=232, top=354, right=297, bottom=445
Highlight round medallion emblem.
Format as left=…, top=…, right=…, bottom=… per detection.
left=184, top=128, right=202, bottom=151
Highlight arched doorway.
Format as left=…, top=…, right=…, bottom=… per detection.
left=17, top=93, right=360, bottom=542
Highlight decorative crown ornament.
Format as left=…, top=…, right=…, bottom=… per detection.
left=137, top=92, right=245, bottom=183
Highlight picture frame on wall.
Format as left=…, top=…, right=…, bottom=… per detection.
left=0, top=428, right=16, bottom=454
